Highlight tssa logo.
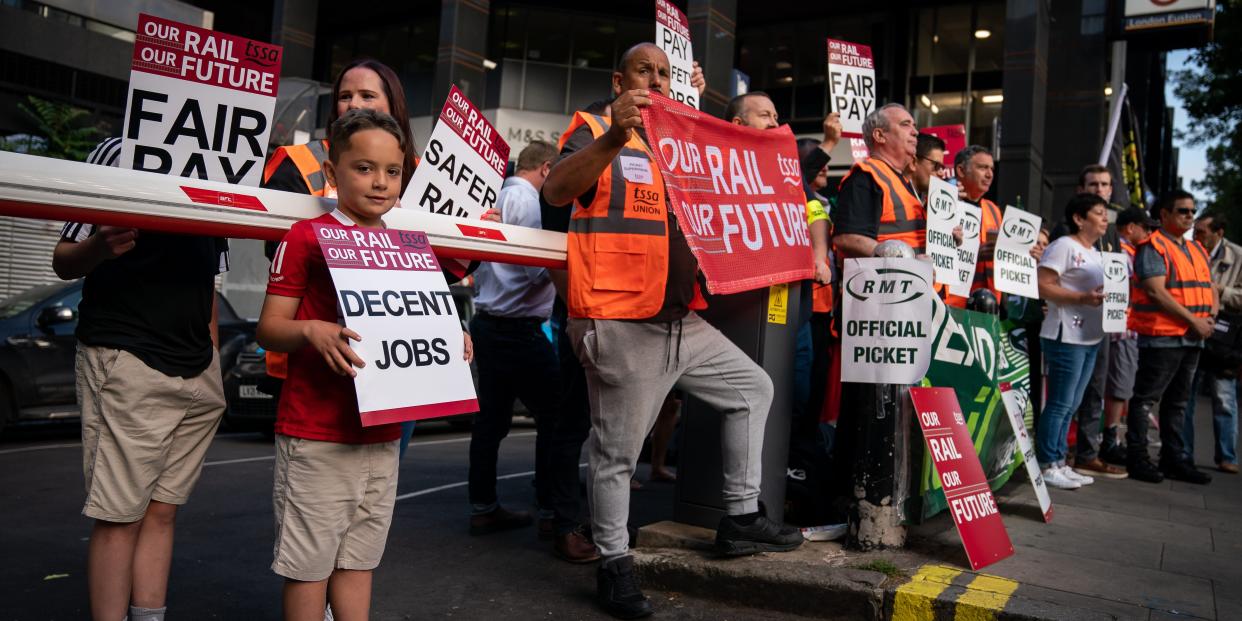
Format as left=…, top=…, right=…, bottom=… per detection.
left=928, top=193, right=956, bottom=221
left=398, top=230, right=429, bottom=249
left=960, top=210, right=981, bottom=240
left=1105, top=260, right=1127, bottom=283
left=1003, top=218, right=1036, bottom=244
left=631, top=187, right=661, bottom=215
left=845, top=268, right=928, bottom=304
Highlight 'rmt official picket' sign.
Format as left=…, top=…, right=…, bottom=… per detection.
left=314, top=224, right=478, bottom=425
left=403, top=86, right=510, bottom=220
left=1102, top=251, right=1130, bottom=333
left=642, top=93, right=813, bottom=294
left=655, top=0, right=698, bottom=109
left=949, top=202, right=983, bottom=298
left=827, top=39, right=876, bottom=138
left=993, top=206, right=1042, bottom=299
left=839, top=258, right=935, bottom=384
left=910, top=387, right=1015, bottom=570
left=121, top=14, right=282, bottom=186
left=926, top=176, right=960, bottom=288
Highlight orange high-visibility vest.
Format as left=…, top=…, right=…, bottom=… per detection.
left=263, top=140, right=336, bottom=198
left=557, top=112, right=705, bottom=320
left=972, top=197, right=1004, bottom=298
left=838, top=157, right=926, bottom=254
left=1130, top=229, right=1215, bottom=336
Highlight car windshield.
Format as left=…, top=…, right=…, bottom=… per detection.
left=0, top=283, right=67, bottom=319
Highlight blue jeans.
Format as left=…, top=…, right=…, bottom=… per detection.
left=1184, top=367, right=1239, bottom=465
left=1037, top=338, right=1101, bottom=468
left=399, top=421, right=416, bottom=459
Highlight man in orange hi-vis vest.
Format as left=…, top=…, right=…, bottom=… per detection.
left=542, top=42, right=802, bottom=619
left=1125, top=190, right=1217, bottom=486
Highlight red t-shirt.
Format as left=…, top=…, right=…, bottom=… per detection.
left=267, top=210, right=402, bottom=443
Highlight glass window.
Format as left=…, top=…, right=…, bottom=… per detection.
left=569, top=67, right=612, bottom=113
left=524, top=9, right=571, bottom=64
left=574, top=15, right=617, bottom=69
left=523, top=63, right=568, bottom=113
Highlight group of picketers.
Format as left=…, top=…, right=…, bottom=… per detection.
left=53, top=40, right=1233, bottom=621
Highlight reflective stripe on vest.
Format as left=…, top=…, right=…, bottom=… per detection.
left=264, top=140, right=335, bottom=197
left=1129, top=229, right=1216, bottom=336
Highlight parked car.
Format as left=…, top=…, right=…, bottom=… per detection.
left=0, top=280, right=263, bottom=436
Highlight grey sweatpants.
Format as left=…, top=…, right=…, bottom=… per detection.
left=568, top=312, right=774, bottom=560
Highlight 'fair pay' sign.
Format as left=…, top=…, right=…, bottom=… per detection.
left=121, top=14, right=282, bottom=186
left=827, top=39, right=876, bottom=138
left=315, top=223, right=478, bottom=426
left=403, top=86, right=511, bottom=220
left=655, top=0, right=698, bottom=109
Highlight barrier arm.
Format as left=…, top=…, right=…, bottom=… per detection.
left=0, top=151, right=567, bottom=270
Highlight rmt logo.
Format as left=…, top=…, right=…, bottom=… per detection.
left=1003, top=218, right=1036, bottom=244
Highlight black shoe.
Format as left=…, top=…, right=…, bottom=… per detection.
left=1161, top=461, right=1212, bottom=485
left=596, top=556, right=653, bottom=619
left=715, top=503, right=804, bottom=557
left=1127, top=458, right=1164, bottom=483
left=1101, top=445, right=1128, bottom=466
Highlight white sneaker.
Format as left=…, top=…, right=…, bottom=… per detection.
left=1061, top=465, right=1094, bottom=485
left=1042, top=467, right=1081, bottom=490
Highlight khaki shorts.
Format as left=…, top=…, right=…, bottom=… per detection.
left=78, top=345, right=225, bottom=523
left=271, top=435, right=399, bottom=582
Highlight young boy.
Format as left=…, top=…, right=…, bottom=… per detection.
left=257, top=108, right=411, bottom=620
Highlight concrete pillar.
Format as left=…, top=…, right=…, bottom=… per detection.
left=271, top=0, right=318, bottom=79
left=997, top=0, right=1050, bottom=219
left=687, top=0, right=737, bottom=118
left=432, top=0, right=490, bottom=114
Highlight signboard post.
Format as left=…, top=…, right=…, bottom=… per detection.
left=120, top=14, right=282, bottom=186
left=949, top=202, right=982, bottom=298
left=926, top=176, right=960, bottom=288
left=403, top=86, right=510, bottom=220
left=910, top=386, right=1015, bottom=570
left=655, top=0, right=698, bottom=109
left=993, top=206, right=1042, bottom=299
left=314, top=223, right=479, bottom=425
left=839, top=258, right=936, bottom=384
left=999, top=382, right=1053, bottom=523
left=1102, top=251, right=1130, bottom=333
left=826, top=39, right=876, bottom=138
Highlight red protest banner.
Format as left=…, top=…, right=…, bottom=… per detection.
left=132, top=14, right=281, bottom=97
left=921, top=125, right=967, bottom=180
left=641, top=94, right=813, bottom=294
left=909, top=387, right=1014, bottom=571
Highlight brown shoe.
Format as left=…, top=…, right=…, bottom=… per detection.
left=1219, top=462, right=1239, bottom=474
left=1073, top=458, right=1128, bottom=480
left=554, top=529, right=601, bottom=564
left=469, top=506, right=533, bottom=536
left=538, top=517, right=555, bottom=541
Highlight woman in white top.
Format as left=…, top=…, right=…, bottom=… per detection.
left=1036, top=193, right=1111, bottom=489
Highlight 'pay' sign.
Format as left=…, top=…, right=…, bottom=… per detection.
left=827, top=39, right=876, bottom=138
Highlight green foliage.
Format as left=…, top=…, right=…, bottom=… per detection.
left=3, top=96, right=105, bottom=162
left=853, top=559, right=905, bottom=579
left=1172, top=1, right=1241, bottom=240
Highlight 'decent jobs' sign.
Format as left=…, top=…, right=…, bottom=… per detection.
left=993, top=206, right=1042, bottom=299
left=827, top=39, right=876, bottom=138
left=655, top=0, right=698, bottom=109
left=314, top=224, right=478, bottom=426
left=121, top=14, right=282, bottom=186
left=403, top=86, right=510, bottom=220
left=839, top=258, right=935, bottom=384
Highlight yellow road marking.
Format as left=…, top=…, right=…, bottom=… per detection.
left=953, top=574, right=1020, bottom=621
left=892, top=564, right=963, bottom=621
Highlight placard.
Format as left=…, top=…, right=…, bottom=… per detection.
left=1102, top=251, right=1129, bottom=333
left=840, top=258, right=935, bottom=384
left=925, top=176, right=960, bottom=287
left=993, top=206, right=1042, bottom=299
left=641, top=93, right=813, bottom=294
left=403, top=85, right=510, bottom=220
left=910, top=386, right=1015, bottom=570
left=120, top=14, right=282, bottom=186
left=827, top=39, right=876, bottom=138
left=999, top=382, right=1053, bottom=523
left=655, top=0, right=698, bottom=109
left=948, top=202, right=982, bottom=298
left=921, top=125, right=966, bottom=181
left=314, top=223, right=478, bottom=425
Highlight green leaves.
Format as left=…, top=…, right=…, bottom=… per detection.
left=2, top=96, right=105, bottom=162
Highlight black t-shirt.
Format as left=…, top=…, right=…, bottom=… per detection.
left=66, top=138, right=229, bottom=378
left=556, top=125, right=698, bottom=323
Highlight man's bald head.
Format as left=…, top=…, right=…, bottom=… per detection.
left=613, top=43, right=671, bottom=97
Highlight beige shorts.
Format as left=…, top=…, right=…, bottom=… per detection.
left=271, top=435, right=399, bottom=582
left=78, top=345, right=225, bottom=523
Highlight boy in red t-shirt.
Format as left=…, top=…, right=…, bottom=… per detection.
left=257, top=108, right=412, bottom=619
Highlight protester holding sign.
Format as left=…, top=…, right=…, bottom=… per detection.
left=955, top=145, right=1046, bottom=300
left=1035, top=193, right=1109, bottom=489
left=543, top=43, right=802, bottom=619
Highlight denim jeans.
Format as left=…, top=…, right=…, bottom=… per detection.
left=1127, top=346, right=1199, bottom=467
left=1037, top=338, right=1101, bottom=468
left=1073, top=337, right=1110, bottom=461
left=1183, top=367, right=1239, bottom=465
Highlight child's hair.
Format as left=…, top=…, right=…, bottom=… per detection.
left=327, top=108, right=406, bottom=164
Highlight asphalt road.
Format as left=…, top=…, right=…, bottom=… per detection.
left=0, top=421, right=803, bottom=620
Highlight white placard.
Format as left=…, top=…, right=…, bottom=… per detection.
left=314, top=223, right=478, bottom=425
left=1000, top=384, right=1053, bottom=523
left=840, top=258, right=936, bottom=384
left=949, top=202, right=983, bottom=298
left=1102, top=251, right=1130, bottom=333
left=120, top=14, right=282, bottom=186
left=655, top=0, right=698, bottom=109
left=403, top=85, right=510, bottom=220
left=993, top=206, right=1042, bottom=299
left=925, top=176, right=960, bottom=287
left=827, top=39, right=876, bottom=138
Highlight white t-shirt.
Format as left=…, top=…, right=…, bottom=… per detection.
left=1039, top=236, right=1105, bottom=345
